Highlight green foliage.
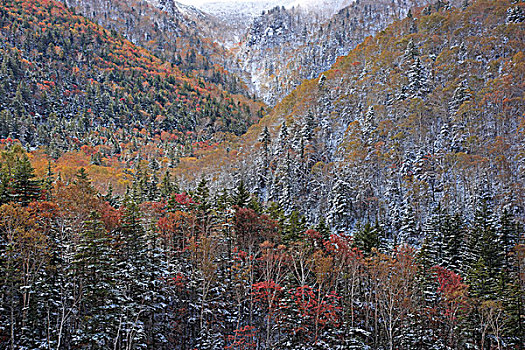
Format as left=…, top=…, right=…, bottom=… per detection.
left=0, top=144, right=41, bottom=205
left=0, top=0, right=259, bottom=157
left=234, top=180, right=250, bottom=208
left=354, top=221, right=382, bottom=256
left=282, top=210, right=306, bottom=243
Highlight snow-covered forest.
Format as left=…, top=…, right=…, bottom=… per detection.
left=0, top=0, right=524, bottom=349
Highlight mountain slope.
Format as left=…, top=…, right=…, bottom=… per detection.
left=0, top=0, right=263, bottom=158
left=197, top=0, right=296, bottom=46
left=224, top=0, right=525, bottom=236
left=234, top=0, right=436, bottom=105
left=63, top=0, right=251, bottom=96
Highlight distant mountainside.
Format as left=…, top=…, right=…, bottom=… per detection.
left=0, top=0, right=263, bottom=158
left=196, top=0, right=296, bottom=46
left=62, top=0, right=251, bottom=96
left=211, top=0, right=525, bottom=237
left=234, top=0, right=435, bottom=105
left=0, top=1, right=523, bottom=349
left=63, top=0, right=438, bottom=105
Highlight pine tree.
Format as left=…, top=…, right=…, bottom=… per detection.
left=406, top=57, right=428, bottom=97
left=301, top=112, right=315, bottom=142
left=441, top=213, right=465, bottom=272
left=160, top=170, right=179, bottom=199
left=315, top=217, right=331, bottom=242
left=234, top=180, right=250, bottom=208
left=10, top=153, right=41, bottom=205
left=260, top=125, right=271, bottom=156
left=283, top=210, right=306, bottom=243
left=465, top=199, right=502, bottom=300
left=194, top=177, right=214, bottom=238
left=468, top=257, right=497, bottom=300
left=257, top=126, right=272, bottom=201
left=449, top=80, right=470, bottom=114
left=74, top=211, right=119, bottom=348
left=327, top=178, right=353, bottom=234
left=398, top=199, right=419, bottom=245
left=215, top=187, right=231, bottom=213
left=497, top=208, right=520, bottom=274
left=362, top=105, right=376, bottom=139
left=277, top=121, right=289, bottom=153
left=403, top=39, right=419, bottom=61
left=195, top=177, right=211, bottom=213
left=354, top=221, right=381, bottom=256
left=115, top=195, right=150, bottom=349
left=148, top=171, right=160, bottom=201
left=501, top=280, right=525, bottom=347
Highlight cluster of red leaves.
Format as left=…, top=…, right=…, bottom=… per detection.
left=233, top=207, right=279, bottom=248
left=232, top=247, right=254, bottom=262
left=170, top=273, right=186, bottom=290
left=252, top=280, right=283, bottom=309
left=225, top=325, right=257, bottom=350
left=433, top=265, right=469, bottom=319
left=172, top=193, right=194, bottom=207
left=289, top=285, right=342, bottom=331
left=324, top=233, right=363, bottom=262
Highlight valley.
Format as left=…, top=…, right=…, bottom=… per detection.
left=0, top=0, right=523, bottom=349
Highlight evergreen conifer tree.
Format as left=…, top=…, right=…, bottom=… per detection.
left=327, top=178, right=353, bottom=234
left=74, top=211, right=119, bottom=348
left=354, top=221, right=381, bottom=256
left=10, top=153, right=40, bottom=205
left=315, top=217, right=331, bottom=241
left=407, top=57, right=428, bottom=97
left=234, top=180, right=250, bottom=208
left=283, top=210, right=306, bottom=243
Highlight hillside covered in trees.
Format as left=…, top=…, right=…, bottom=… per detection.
left=0, top=139, right=523, bottom=349
left=62, top=0, right=251, bottom=96
left=0, top=0, right=264, bottom=158
left=0, top=0, right=524, bottom=349
left=234, top=0, right=525, bottom=238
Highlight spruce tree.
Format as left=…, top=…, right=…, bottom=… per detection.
left=398, top=199, right=419, bottom=245
left=234, top=180, right=250, bottom=208
left=115, top=196, right=150, bottom=349
left=354, top=221, right=381, bottom=256
left=194, top=177, right=214, bottom=238
left=160, top=170, right=179, bottom=199
left=406, top=57, right=428, bottom=97
left=74, top=211, right=119, bottom=348
left=10, top=153, right=40, bottom=205
left=315, top=217, right=331, bottom=241
left=277, top=121, right=288, bottom=153
left=449, top=80, right=470, bottom=114
left=403, top=39, right=419, bottom=61
left=283, top=210, right=306, bottom=243
left=441, top=213, right=465, bottom=272
left=327, top=178, right=353, bottom=234
left=497, top=208, right=520, bottom=274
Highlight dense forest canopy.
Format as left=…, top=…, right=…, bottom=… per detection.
left=0, top=0, right=524, bottom=349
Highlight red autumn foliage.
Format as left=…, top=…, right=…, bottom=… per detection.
left=226, top=325, right=257, bottom=350
left=289, top=285, right=341, bottom=336
left=233, top=207, right=279, bottom=249
left=433, top=265, right=469, bottom=319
